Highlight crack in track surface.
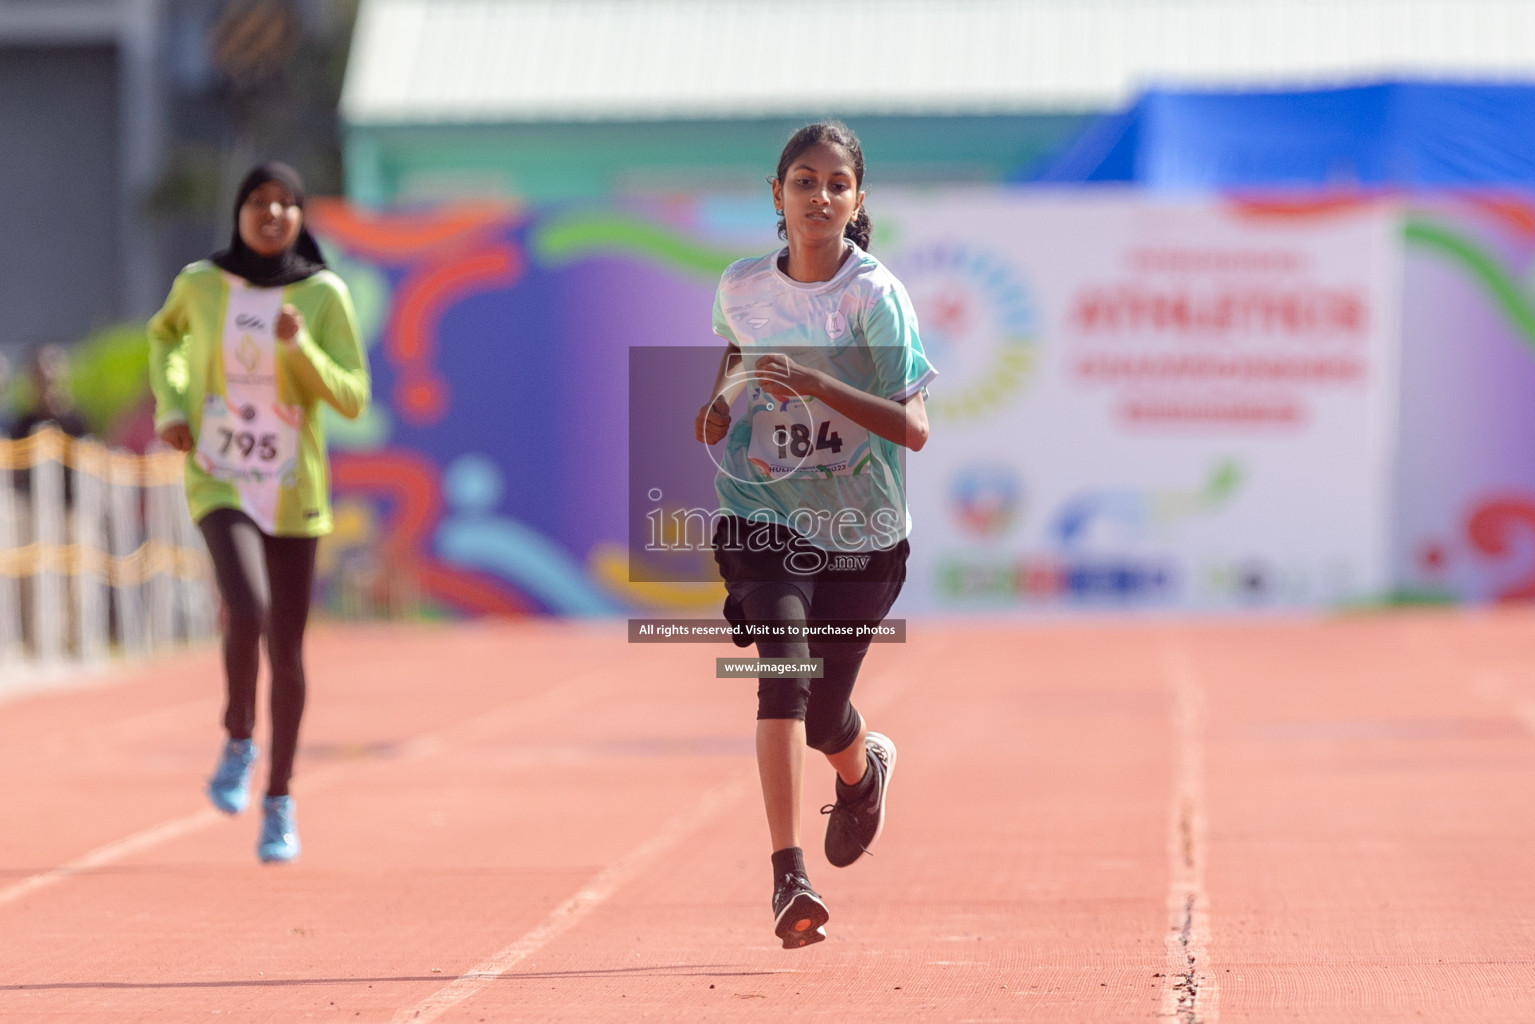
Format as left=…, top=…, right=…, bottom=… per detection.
left=1162, top=644, right=1218, bottom=1024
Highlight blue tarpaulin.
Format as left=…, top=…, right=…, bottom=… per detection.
left=1034, top=82, right=1535, bottom=187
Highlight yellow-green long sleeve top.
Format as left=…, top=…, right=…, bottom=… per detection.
left=147, top=261, right=370, bottom=536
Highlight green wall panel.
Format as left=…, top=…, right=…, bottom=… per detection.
left=344, top=114, right=1091, bottom=206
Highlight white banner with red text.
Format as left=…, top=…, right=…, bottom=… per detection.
left=874, top=192, right=1401, bottom=612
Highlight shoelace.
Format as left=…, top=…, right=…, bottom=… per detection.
left=776, top=873, right=816, bottom=911
left=822, top=754, right=885, bottom=847
left=819, top=802, right=874, bottom=858
left=819, top=756, right=882, bottom=821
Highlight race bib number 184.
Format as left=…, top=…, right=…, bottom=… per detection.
left=747, top=397, right=871, bottom=479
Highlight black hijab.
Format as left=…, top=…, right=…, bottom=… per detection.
left=210, top=161, right=328, bottom=288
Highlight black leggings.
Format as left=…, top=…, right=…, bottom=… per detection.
left=736, top=583, right=869, bottom=755
left=198, top=508, right=318, bottom=798
left=714, top=517, right=908, bottom=756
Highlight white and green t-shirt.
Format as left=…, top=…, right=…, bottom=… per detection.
left=711, top=242, right=936, bottom=552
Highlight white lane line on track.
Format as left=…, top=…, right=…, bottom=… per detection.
left=0, top=808, right=221, bottom=908
left=389, top=771, right=756, bottom=1024
left=0, top=671, right=613, bottom=910
left=1160, top=644, right=1219, bottom=1024
left=388, top=658, right=915, bottom=1023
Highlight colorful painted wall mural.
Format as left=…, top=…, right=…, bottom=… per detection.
left=308, top=190, right=1535, bottom=616
left=1396, top=195, right=1535, bottom=603
left=307, top=198, right=771, bottom=617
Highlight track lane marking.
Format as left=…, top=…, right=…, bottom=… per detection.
left=388, top=656, right=916, bottom=1022
left=388, top=771, right=756, bottom=1024
left=0, top=670, right=615, bottom=909
left=1160, top=643, right=1219, bottom=1023
left=0, top=809, right=222, bottom=908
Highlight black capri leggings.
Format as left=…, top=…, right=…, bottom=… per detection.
left=713, top=517, right=907, bottom=755
left=198, top=507, right=318, bottom=798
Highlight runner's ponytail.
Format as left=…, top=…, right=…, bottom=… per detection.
left=845, top=205, right=872, bottom=252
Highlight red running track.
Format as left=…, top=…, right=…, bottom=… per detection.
left=1, top=612, right=1533, bottom=1022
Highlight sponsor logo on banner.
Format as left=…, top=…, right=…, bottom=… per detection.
left=936, top=461, right=1244, bottom=607
left=937, top=555, right=1176, bottom=602
left=1050, top=461, right=1242, bottom=550
left=949, top=464, right=1023, bottom=539
left=897, top=244, right=1037, bottom=421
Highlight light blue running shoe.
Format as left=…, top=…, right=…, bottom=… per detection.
left=206, top=738, right=258, bottom=815
left=257, top=795, right=301, bottom=863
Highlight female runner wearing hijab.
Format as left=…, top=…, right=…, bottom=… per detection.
left=148, top=162, right=369, bottom=862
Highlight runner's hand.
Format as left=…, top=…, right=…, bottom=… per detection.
left=159, top=422, right=194, bottom=453
left=275, top=304, right=303, bottom=345
left=695, top=396, right=731, bottom=445
left=754, top=352, right=818, bottom=402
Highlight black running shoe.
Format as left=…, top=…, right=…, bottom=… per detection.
left=822, top=731, right=897, bottom=867
left=772, top=873, right=829, bottom=949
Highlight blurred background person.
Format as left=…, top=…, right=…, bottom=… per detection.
left=149, top=160, right=369, bottom=863
left=10, top=344, right=88, bottom=443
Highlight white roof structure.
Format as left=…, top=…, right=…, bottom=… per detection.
left=343, top=0, right=1535, bottom=124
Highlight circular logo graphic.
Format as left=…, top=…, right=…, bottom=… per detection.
left=896, top=244, right=1038, bottom=421
left=825, top=309, right=848, bottom=341
left=950, top=464, right=1023, bottom=538
left=701, top=368, right=817, bottom=487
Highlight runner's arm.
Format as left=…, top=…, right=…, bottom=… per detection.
left=146, top=275, right=192, bottom=434
left=695, top=342, right=745, bottom=444
left=755, top=352, right=929, bottom=452
left=283, top=283, right=371, bottom=419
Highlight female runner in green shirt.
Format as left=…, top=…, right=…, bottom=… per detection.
left=148, top=162, right=369, bottom=862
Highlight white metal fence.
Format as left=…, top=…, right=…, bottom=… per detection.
left=0, top=425, right=216, bottom=672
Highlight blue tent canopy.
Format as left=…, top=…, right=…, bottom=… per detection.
left=1033, top=82, right=1535, bottom=187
